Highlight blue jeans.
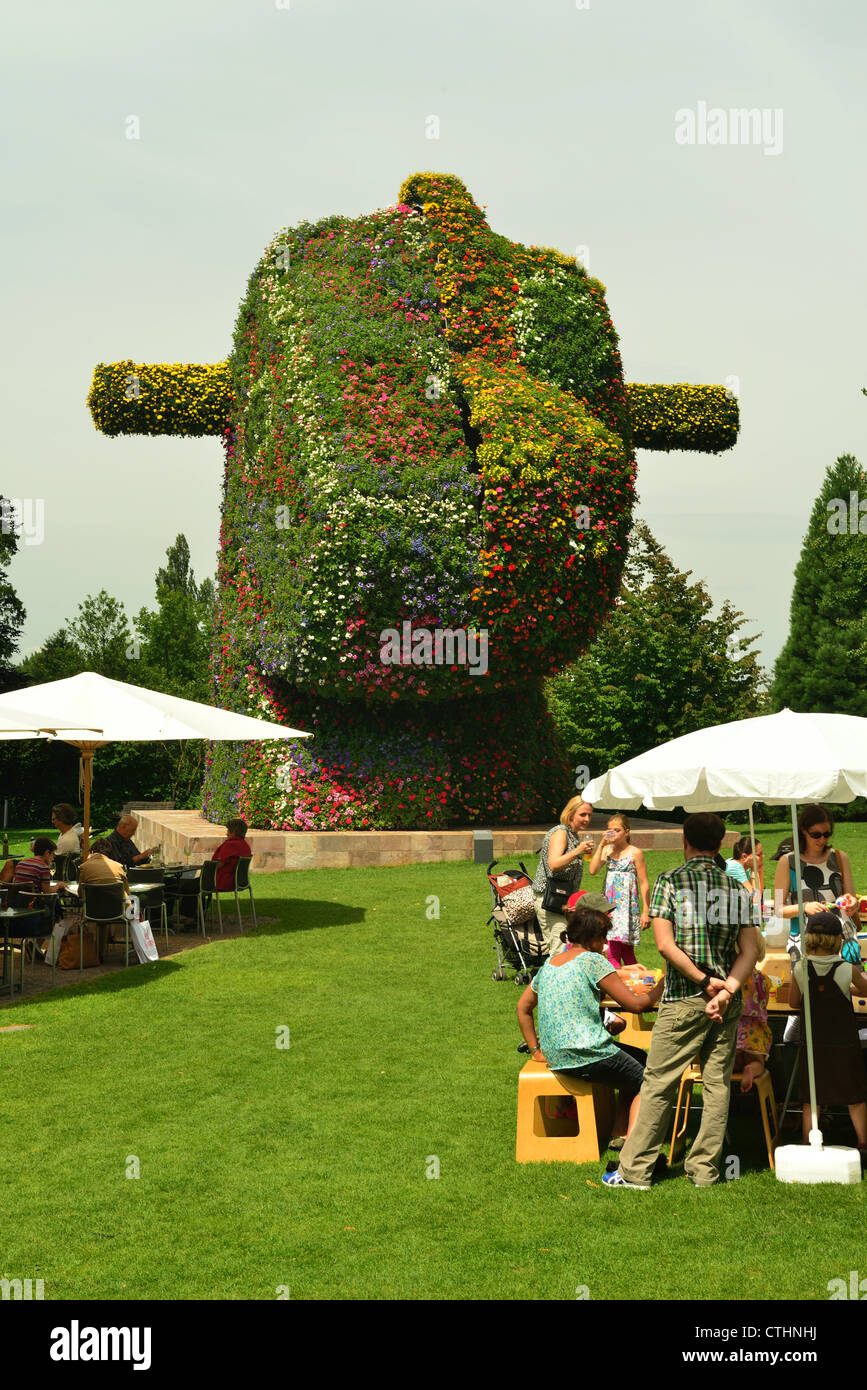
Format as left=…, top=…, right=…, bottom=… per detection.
left=554, top=1043, right=647, bottom=1095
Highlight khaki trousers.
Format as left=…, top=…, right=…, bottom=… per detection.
left=618, top=991, right=743, bottom=1187
left=532, top=892, right=567, bottom=956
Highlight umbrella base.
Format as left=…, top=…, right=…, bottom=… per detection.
left=775, top=1142, right=861, bottom=1184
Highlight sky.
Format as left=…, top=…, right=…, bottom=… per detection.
left=4, top=0, right=866, bottom=674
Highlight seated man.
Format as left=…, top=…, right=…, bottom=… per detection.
left=105, top=815, right=156, bottom=871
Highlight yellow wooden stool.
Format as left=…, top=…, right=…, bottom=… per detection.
left=668, top=1059, right=779, bottom=1170
left=516, top=1060, right=615, bottom=1163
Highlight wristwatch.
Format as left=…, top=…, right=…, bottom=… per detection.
left=698, top=972, right=712, bottom=992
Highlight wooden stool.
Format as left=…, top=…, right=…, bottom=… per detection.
left=668, top=1059, right=779, bottom=1170
left=516, top=1060, right=615, bottom=1163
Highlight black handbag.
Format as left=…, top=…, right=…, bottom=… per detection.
left=541, top=874, right=574, bottom=914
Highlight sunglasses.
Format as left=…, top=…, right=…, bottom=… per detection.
left=806, top=830, right=832, bottom=840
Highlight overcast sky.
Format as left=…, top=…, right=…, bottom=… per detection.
left=4, top=0, right=865, bottom=674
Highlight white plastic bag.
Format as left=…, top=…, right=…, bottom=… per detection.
left=125, top=894, right=159, bottom=963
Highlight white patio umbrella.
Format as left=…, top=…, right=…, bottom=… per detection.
left=0, top=672, right=310, bottom=855
left=583, top=708, right=867, bottom=1183
left=0, top=706, right=103, bottom=738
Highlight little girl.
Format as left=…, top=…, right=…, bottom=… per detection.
left=588, top=815, right=650, bottom=969
left=788, top=910, right=867, bottom=1158
left=734, top=934, right=772, bottom=1094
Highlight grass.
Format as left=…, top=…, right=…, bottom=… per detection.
left=2, top=825, right=866, bottom=1301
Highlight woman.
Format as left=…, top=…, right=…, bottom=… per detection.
left=772, top=804, right=860, bottom=963
left=531, top=797, right=595, bottom=956
left=50, top=803, right=81, bottom=855
left=725, top=836, right=763, bottom=896
left=517, top=905, right=664, bottom=1147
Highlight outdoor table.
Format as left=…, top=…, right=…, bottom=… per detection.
left=0, top=905, right=53, bottom=996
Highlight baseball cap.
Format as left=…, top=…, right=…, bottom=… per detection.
left=806, top=911, right=842, bottom=936
left=566, top=890, right=614, bottom=914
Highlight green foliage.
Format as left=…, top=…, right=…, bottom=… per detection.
left=69, top=590, right=134, bottom=678
left=545, top=522, right=767, bottom=777
left=0, top=536, right=215, bottom=824
left=771, top=453, right=867, bottom=714
left=0, top=495, right=26, bottom=685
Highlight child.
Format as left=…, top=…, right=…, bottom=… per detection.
left=733, top=933, right=771, bottom=1094
left=788, top=911, right=867, bottom=1159
left=588, top=814, right=650, bottom=969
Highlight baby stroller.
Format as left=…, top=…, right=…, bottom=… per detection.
left=486, top=860, right=547, bottom=986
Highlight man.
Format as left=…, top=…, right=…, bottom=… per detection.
left=105, top=815, right=156, bottom=871
left=603, top=813, right=759, bottom=1190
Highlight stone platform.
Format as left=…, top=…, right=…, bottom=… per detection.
left=133, top=809, right=736, bottom=873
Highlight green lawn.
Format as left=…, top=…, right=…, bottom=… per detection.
left=1, top=826, right=865, bottom=1301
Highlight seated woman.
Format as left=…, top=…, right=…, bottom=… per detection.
left=1, top=838, right=63, bottom=893
left=170, top=819, right=253, bottom=926
left=517, top=904, right=664, bottom=1148
left=78, top=839, right=131, bottom=963
left=50, top=803, right=82, bottom=855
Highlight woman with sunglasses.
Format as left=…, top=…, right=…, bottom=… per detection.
left=772, top=804, right=860, bottom=963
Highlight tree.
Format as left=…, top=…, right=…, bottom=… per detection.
left=68, top=590, right=134, bottom=679
left=771, top=454, right=867, bottom=714
left=546, top=521, right=767, bottom=780
left=0, top=495, right=27, bottom=689
left=19, top=629, right=84, bottom=684
left=133, top=535, right=214, bottom=701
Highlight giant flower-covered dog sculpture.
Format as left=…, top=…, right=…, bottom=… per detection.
left=89, top=173, right=738, bottom=829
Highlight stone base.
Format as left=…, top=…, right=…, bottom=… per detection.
left=133, top=810, right=736, bottom=873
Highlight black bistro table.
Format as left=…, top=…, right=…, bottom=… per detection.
left=0, top=905, right=53, bottom=997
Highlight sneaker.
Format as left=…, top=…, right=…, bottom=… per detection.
left=601, top=1169, right=651, bottom=1190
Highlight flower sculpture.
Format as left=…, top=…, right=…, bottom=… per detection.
left=88, top=173, right=739, bottom=829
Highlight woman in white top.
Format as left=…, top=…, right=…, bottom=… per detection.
left=50, top=803, right=81, bottom=855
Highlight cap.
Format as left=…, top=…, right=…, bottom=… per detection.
left=806, top=911, right=842, bottom=936
left=770, top=839, right=794, bottom=861
left=566, top=890, right=614, bottom=915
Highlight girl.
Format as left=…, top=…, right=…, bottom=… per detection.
left=588, top=814, right=650, bottom=969
left=733, top=933, right=771, bottom=1094
left=517, top=905, right=664, bottom=1146
left=788, top=911, right=867, bottom=1158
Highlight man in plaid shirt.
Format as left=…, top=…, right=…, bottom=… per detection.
left=603, top=813, right=759, bottom=1189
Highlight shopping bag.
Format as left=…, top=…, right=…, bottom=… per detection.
left=126, top=895, right=159, bottom=964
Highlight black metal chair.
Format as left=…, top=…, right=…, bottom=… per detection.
left=1, top=906, right=54, bottom=993
left=80, top=882, right=129, bottom=967
left=200, top=857, right=257, bottom=934
left=53, top=852, right=81, bottom=883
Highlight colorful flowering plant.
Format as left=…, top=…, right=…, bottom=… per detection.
left=89, top=172, right=739, bottom=829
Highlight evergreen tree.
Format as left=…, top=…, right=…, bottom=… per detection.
left=771, top=454, right=867, bottom=714
left=134, top=535, right=214, bottom=700
left=546, top=521, right=767, bottom=780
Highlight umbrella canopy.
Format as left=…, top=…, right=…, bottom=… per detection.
left=582, top=708, right=867, bottom=1155
left=0, top=672, right=309, bottom=854
left=582, top=709, right=867, bottom=811
left=0, top=705, right=103, bottom=738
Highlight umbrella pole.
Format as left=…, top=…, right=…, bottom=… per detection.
left=81, top=748, right=94, bottom=858
left=789, top=801, right=820, bottom=1144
